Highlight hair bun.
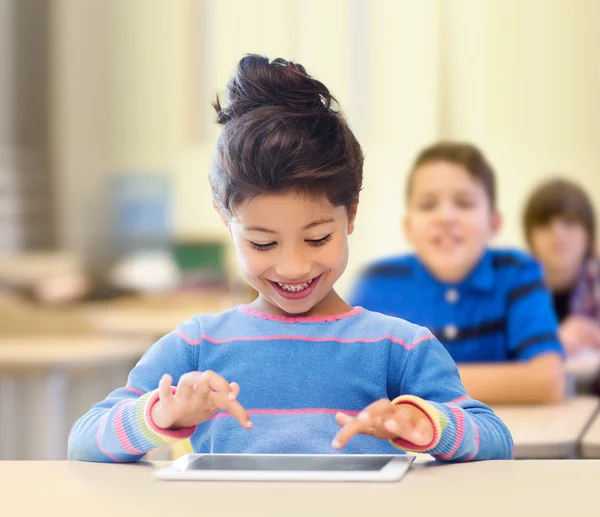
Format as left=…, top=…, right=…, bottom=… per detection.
left=214, top=55, right=336, bottom=124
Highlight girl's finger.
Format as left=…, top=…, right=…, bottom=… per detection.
left=201, top=370, right=236, bottom=400
left=335, top=412, right=354, bottom=427
left=336, top=411, right=386, bottom=439
left=332, top=399, right=395, bottom=449
left=332, top=409, right=381, bottom=450
left=360, top=399, right=396, bottom=426
left=158, top=374, right=173, bottom=402
left=210, top=392, right=252, bottom=429
left=177, top=371, right=215, bottom=399
left=193, top=382, right=211, bottom=397
left=331, top=417, right=364, bottom=450
left=230, top=382, right=241, bottom=397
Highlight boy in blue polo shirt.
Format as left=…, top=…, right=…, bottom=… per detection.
left=350, top=142, right=565, bottom=405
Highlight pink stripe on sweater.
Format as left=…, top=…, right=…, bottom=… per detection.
left=174, top=330, right=202, bottom=344
left=435, top=406, right=465, bottom=461
left=411, top=333, right=437, bottom=348
left=238, top=304, right=364, bottom=323
left=450, top=395, right=469, bottom=404
left=115, top=401, right=146, bottom=455
left=124, top=386, right=145, bottom=396
left=96, top=415, right=122, bottom=463
left=210, top=408, right=360, bottom=420
left=175, top=330, right=433, bottom=350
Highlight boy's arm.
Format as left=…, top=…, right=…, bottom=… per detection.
left=67, top=320, right=201, bottom=463
left=469, top=256, right=566, bottom=405
left=458, top=353, right=565, bottom=405
left=389, top=328, right=514, bottom=462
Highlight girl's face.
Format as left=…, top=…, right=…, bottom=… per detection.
left=530, top=216, right=589, bottom=283
left=224, top=190, right=355, bottom=317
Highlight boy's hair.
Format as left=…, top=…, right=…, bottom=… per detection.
left=210, top=55, right=364, bottom=217
left=523, top=178, right=596, bottom=257
left=406, top=141, right=497, bottom=209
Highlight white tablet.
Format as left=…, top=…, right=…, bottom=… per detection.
left=154, top=453, right=415, bottom=482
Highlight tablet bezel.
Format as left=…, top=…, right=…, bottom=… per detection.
left=153, top=453, right=415, bottom=482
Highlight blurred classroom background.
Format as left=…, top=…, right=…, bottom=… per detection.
left=1, top=0, right=600, bottom=460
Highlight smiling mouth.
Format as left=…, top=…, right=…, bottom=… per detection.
left=269, top=274, right=322, bottom=299
left=276, top=279, right=314, bottom=292
left=433, top=236, right=462, bottom=248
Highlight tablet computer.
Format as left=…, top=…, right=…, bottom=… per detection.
left=154, top=453, right=415, bottom=482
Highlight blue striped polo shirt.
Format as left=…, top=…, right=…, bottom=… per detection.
left=349, top=248, right=565, bottom=363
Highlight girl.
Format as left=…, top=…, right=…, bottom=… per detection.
left=68, top=56, right=512, bottom=463
left=523, top=178, right=600, bottom=355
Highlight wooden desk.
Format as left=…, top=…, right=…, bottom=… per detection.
left=0, top=337, right=149, bottom=370
left=0, top=293, right=95, bottom=337
left=3, top=460, right=600, bottom=517
left=492, top=395, right=599, bottom=458
left=0, top=336, right=150, bottom=461
left=80, top=292, right=238, bottom=339
left=582, top=412, right=600, bottom=458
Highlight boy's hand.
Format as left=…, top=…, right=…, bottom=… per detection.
left=151, top=371, right=252, bottom=430
left=332, top=399, right=433, bottom=450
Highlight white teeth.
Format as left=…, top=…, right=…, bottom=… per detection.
left=277, top=279, right=313, bottom=292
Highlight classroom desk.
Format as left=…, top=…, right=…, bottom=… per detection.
left=3, top=460, right=600, bottom=517
left=581, top=411, right=600, bottom=458
left=80, top=292, right=239, bottom=339
left=492, top=395, right=599, bottom=458
left=0, top=336, right=150, bottom=460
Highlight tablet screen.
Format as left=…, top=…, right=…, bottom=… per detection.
left=185, top=455, right=394, bottom=472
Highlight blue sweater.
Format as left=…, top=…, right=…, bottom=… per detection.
left=68, top=305, right=513, bottom=462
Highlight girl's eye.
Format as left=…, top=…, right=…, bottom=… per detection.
left=306, top=234, right=332, bottom=247
left=249, top=241, right=276, bottom=251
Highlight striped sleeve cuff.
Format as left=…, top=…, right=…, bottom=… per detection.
left=388, top=395, right=447, bottom=453
left=116, top=388, right=197, bottom=453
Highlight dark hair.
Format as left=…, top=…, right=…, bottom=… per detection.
left=210, top=55, right=364, bottom=218
left=523, top=178, right=596, bottom=256
left=406, top=141, right=496, bottom=209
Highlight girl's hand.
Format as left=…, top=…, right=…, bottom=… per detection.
left=332, top=399, right=433, bottom=450
left=559, top=315, right=600, bottom=354
left=151, top=371, right=252, bottom=430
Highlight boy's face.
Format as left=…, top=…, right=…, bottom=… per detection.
left=404, top=160, right=500, bottom=283
left=530, top=217, right=588, bottom=279
left=225, top=190, right=355, bottom=317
